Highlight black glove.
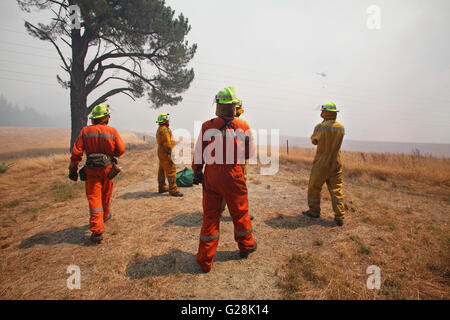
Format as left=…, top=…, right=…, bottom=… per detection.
left=193, top=171, right=203, bottom=185
left=68, top=171, right=78, bottom=182
left=79, top=166, right=87, bottom=181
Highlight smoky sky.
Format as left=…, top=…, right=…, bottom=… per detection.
left=0, top=0, right=449, bottom=143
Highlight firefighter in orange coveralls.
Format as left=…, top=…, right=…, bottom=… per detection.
left=302, top=102, right=346, bottom=226
left=220, top=98, right=253, bottom=220
left=192, top=87, right=256, bottom=273
left=156, top=113, right=183, bottom=197
left=68, top=104, right=125, bottom=244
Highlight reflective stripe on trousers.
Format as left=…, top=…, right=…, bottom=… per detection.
left=235, top=227, right=253, bottom=237
left=90, top=207, right=103, bottom=214
left=200, top=232, right=220, bottom=242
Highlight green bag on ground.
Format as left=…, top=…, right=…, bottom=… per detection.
left=176, top=167, right=194, bottom=187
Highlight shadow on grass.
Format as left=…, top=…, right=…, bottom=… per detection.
left=125, top=249, right=243, bottom=278
left=163, top=211, right=203, bottom=228
left=19, top=224, right=90, bottom=249
left=265, top=213, right=336, bottom=229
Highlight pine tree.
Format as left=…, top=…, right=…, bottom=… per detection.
left=17, top=0, right=197, bottom=150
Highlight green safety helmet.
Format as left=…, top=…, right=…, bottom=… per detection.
left=321, top=101, right=339, bottom=112
left=215, top=86, right=240, bottom=104
left=90, top=104, right=110, bottom=119
left=156, top=113, right=170, bottom=123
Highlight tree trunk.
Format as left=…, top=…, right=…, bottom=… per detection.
left=69, top=28, right=88, bottom=152
left=70, top=87, right=87, bottom=152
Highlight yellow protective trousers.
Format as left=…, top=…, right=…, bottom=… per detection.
left=156, top=125, right=178, bottom=194
left=307, top=120, right=346, bottom=220
left=158, top=156, right=177, bottom=193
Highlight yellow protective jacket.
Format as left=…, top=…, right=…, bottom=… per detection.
left=311, top=119, right=345, bottom=171
left=156, top=125, right=175, bottom=160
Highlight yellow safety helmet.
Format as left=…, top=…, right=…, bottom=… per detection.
left=156, top=113, right=170, bottom=123
left=321, top=101, right=339, bottom=112
left=215, top=86, right=240, bottom=104
left=90, top=104, right=110, bottom=119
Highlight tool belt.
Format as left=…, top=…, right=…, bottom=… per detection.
left=107, top=164, right=121, bottom=180
left=86, top=153, right=116, bottom=169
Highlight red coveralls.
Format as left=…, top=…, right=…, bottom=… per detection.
left=193, top=116, right=256, bottom=272
left=69, top=124, right=125, bottom=236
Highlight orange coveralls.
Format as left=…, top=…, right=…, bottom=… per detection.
left=156, top=124, right=178, bottom=194
left=192, top=116, right=256, bottom=272
left=69, top=124, right=125, bottom=236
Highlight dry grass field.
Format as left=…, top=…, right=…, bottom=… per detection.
left=0, top=128, right=448, bottom=300
left=0, top=126, right=149, bottom=160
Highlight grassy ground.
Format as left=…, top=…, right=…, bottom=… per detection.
left=0, top=138, right=448, bottom=299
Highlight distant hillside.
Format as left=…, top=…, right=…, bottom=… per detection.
left=280, top=136, right=450, bottom=158
left=0, top=95, right=66, bottom=128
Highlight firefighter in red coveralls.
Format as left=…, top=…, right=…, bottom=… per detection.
left=192, top=87, right=257, bottom=273
left=68, top=104, right=125, bottom=244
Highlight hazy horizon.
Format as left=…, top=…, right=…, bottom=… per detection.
left=0, top=0, right=449, bottom=145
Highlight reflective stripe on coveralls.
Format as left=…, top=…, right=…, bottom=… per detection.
left=235, top=226, right=253, bottom=237
left=83, top=133, right=116, bottom=140
left=200, top=232, right=220, bottom=242
left=90, top=208, right=103, bottom=214
left=307, top=119, right=345, bottom=220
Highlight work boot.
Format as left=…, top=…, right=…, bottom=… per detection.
left=302, top=210, right=320, bottom=219
left=334, top=218, right=344, bottom=227
left=90, top=233, right=103, bottom=244
left=158, top=187, right=169, bottom=194
left=170, top=191, right=183, bottom=197
left=239, top=241, right=257, bottom=259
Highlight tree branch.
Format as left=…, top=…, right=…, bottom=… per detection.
left=89, top=76, right=135, bottom=94
left=87, top=87, right=135, bottom=112
left=85, top=51, right=160, bottom=77
left=25, top=21, right=71, bottom=74
left=99, top=63, right=157, bottom=87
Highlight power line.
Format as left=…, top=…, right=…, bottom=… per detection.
left=0, top=59, right=57, bottom=69
left=0, top=68, right=56, bottom=79
left=1, top=30, right=448, bottom=106
left=0, top=39, right=57, bottom=53
left=0, top=76, right=55, bottom=86
left=1, top=48, right=59, bottom=60
left=2, top=23, right=449, bottom=105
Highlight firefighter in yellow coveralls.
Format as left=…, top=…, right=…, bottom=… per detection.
left=156, top=113, right=183, bottom=197
left=302, top=102, right=345, bottom=226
